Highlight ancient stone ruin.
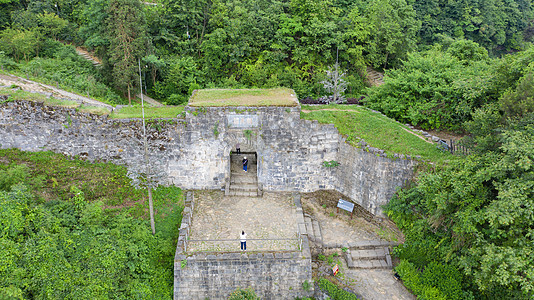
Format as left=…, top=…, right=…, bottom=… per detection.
left=0, top=88, right=417, bottom=299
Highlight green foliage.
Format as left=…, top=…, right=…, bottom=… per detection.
left=227, top=287, right=260, bottom=300
left=213, top=121, right=220, bottom=138
left=0, top=150, right=184, bottom=299
left=318, top=278, right=359, bottom=300
left=322, top=160, right=340, bottom=168
left=412, top=0, right=532, bottom=53
left=110, top=105, right=185, bottom=119
left=243, top=129, right=253, bottom=141
left=395, top=260, right=465, bottom=300
left=364, top=44, right=495, bottom=130
left=107, top=0, right=150, bottom=103
left=386, top=116, right=534, bottom=298
left=0, top=28, right=41, bottom=62
left=302, top=280, right=311, bottom=292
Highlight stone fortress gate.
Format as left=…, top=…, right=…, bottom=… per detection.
left=0, top=88, right=417, bottom=299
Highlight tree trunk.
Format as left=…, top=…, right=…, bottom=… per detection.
left=148, top=187, right=155, bottom=234
left=127, top=84, right=131, bottom=106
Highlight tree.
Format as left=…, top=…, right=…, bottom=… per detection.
left=363, top=0, right=421, bottom=69
left=37, top=12, right=68, bottom=40
left=107, top=0, right=149, bottom=104
left=0, top=28, right=41, bottom=61
left=321, top=61, right=348, bottom=103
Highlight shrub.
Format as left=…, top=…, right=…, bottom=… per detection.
left=227, top=287, right=260, bottom=300
left=318, top=278, right=359, bottom=300
left=395, top=260, right=465, bottom=300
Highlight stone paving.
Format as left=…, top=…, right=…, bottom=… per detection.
left=188, top=190, right=300, bottom=252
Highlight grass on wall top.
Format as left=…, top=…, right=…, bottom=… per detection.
left=300, top=104, right=453, bottom=163
left=109, top=105, right=185, bottom=119
left=188, top=88, right=299, bottom=107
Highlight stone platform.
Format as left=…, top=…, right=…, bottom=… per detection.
left=187, top=190, right=300, bottom=252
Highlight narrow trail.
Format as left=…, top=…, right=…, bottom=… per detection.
left=301, top=108, right=361, bottom=113
left=75, top=47, right=102, bottom=67
left=0, top=73, right=112, bottom=110
left=367, top=66, right=385, bottom=87
left=402, top=127, right=433, bottom=144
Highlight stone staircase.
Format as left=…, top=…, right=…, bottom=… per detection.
left=304, top=213, right=324, bottom=245
left=75, top=49, right=101, bottom=67
left=366, top=66, right=385, bottom=86
left=344, top=240, right=398, bottom=269
left=228, top=154, right=259, bottom=197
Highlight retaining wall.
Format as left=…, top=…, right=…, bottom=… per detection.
left=0, top=100, right=416, bottom=216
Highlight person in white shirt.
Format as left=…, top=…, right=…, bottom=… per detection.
left=240, top=230, right=247, bottom=251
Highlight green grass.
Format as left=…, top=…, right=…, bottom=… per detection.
left=301, top=104, right=453, bottom=163
left=110, top=105, right=185, bottom=119
left=189, top=87, right=298, bottom=107
left=0, top=87, right=79, bottom=107
left=0, top=148, right=182, bottom=216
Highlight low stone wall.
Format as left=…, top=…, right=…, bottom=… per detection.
left=174, top=251, right=313, bottom=300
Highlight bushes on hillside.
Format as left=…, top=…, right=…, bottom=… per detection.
left=0, top=153, right=184, bottom=299
left=395, top=260, right=466, bottom=300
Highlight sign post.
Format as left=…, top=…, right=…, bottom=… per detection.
left=337, top=199, right=355, bottom=219
left=332, top=264, right=339, bottom=276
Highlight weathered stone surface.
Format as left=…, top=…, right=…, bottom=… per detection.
left=0, top=101, right=416, bottom=218
left=174, top=251, right=313, bottom=300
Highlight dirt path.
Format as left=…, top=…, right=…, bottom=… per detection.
left=301, top=108, right=361, bottom=113
left=0, top=73, right=112, bottom=110
left=402, top=127, right=433, bottom=144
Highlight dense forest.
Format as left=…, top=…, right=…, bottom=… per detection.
left=1, top=0, right=534, bottom=299
left=0, top=0, right=533, bottom=106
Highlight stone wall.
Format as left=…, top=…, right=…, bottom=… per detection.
left=335, top=141, right=417, bottom=216
left=0, top=100, right=417, bottom=217
left=174, top=251, right=313, bottom=300
left=0, top=100, right=181, bottom=187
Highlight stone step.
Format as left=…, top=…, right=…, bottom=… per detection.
left=304, top=216, right=314, bottom=237
left=312, top=219, right=323, bottom=244
left=348, top=240, right=399, bottom=250
left=229, top=184, right=257, bottom=192
left=351, top=248, right=387, bottom=260
left=228, top=190, right=258, bottom=197
left=351, top=259, right=390, bottom=269
left=231, top=175, right=258, bottom=184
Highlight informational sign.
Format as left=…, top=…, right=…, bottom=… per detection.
left=227, top=115, right=259, bottom=128
left=332, top=264, right=339, bottom=276
left=337, top=199, right=354, bottom=213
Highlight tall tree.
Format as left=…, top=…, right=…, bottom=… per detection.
left=107, top=0, right=149, bottom=104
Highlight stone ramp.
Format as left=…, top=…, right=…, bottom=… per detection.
left=304, top=213, right=323, bottom=245
left=0, top=73, right=112, bottom=111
